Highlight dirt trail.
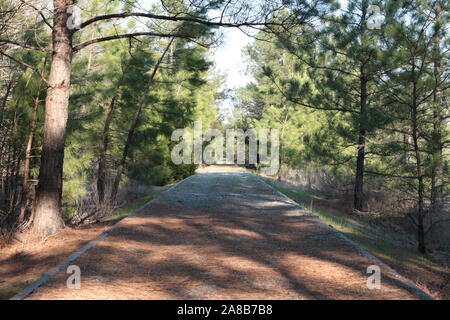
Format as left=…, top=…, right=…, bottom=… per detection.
left=23, top=166, right=426, bottom=299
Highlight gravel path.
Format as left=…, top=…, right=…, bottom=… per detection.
left=24, top=167, right=425, bottom=299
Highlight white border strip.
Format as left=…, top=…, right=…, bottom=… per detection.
left=10, top=174, right=196, bottom=300
left=252, top=173, right=434, bottom=300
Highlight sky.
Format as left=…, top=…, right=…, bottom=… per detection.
left=213, top=29, right=254, bottom=90
left=211, top=28, right=254, bottom=119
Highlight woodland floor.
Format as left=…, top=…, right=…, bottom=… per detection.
left=0, top=166, right=438, bottom=299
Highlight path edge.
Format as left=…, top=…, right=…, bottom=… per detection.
left=252, top=173, right=434, bottom=300
left=10, top=174, right=196, bottom=300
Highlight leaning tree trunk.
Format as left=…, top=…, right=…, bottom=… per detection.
left=19, top=95, right=40, bottom=222
left=110, top=39, right=174, bottom=203
left=97, top=95, right=117, bottom=204
left=32, top=0, right=73, bottom=236
left=110, top=109, right=140, bottom=203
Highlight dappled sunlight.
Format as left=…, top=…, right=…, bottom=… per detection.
left=24, top=170, right=422, bottom=300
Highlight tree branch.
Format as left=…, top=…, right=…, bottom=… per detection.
left=18, top=0, right=52, bottom=29
left=268, top=74, right=358, bottom=113
left=73, top=32, right=193, bottom=52
left=78, top=12, right=283, bottom=32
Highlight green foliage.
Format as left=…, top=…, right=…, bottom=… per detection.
left=234, top=0, right=449, bottom=245
left=62, top=21, right=221, bottom=200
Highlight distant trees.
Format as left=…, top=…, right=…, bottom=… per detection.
left=244, top=0, right=391, bottom=212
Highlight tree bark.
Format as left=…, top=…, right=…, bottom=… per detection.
left=32, top=0, right=73, bottom=236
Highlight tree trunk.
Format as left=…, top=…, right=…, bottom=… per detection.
left=0, top=121, right=11, bottom=168
left=417, top=174, right=426, bottom=254
left=32, top=0, right=73, bottom=236
left=110, top=102, right=143, bottom=203
left=430, top=1, right=444, bottom=215
left=0, top=78, right=13, bottom=123
left=276, top=111, right=288, bottom=180
left=413, top=118, right=426, bottom=254
left=87, top=29, right=96, bottom=71
left=11, top=146, right=21, bottom=215
left=353, top=10, right=368, bottom=212
left=3, top=113, right=19, bottom=216
left=411, top=64, right=426, bottom=254
left=110, top=39, right=174, bottom=202
left=19, top=95, right=40, bottom=221
left=97, top=95, right=117, bottom=204
left=354, top=74, right=367, bottom=212
left=4, top=143, right=13, bottom=212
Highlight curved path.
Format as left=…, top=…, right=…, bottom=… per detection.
left=23, top=167, right=426, bottom=299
